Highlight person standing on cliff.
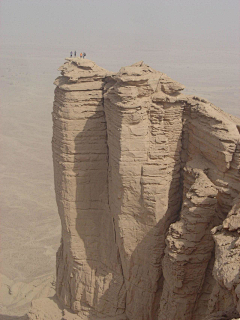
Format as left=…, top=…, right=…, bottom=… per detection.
left=80, top=52, right=83, bottom=58
left=70, top=51, right=72, bottom=57
left=74, top=51, right=76, bottom=57
left=83, top=52, right=86, bottom=59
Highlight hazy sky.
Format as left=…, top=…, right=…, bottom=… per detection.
left=0, top=0, right=239, bottom=115
left=1, top=0, right=240, bottom=51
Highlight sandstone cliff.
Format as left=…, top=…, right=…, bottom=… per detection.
left=28, top=59, right=240, bottom=320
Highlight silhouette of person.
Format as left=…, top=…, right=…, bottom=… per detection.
left=70, top=51, right=73, bottom=57
left=74, top=51, right=76, bottom=57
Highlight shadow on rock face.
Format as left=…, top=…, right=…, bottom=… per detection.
left=70, top=100, right=185, bottom=319
left=72, top=110, right=126, bottom=318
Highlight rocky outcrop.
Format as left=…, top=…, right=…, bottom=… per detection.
left=52, top=59, right=125, bottom=319
left=209, top=196, right=240, bottom=319
left=28, top=59, right=240, bottom=320
left=104, top=62, right=187, bottom=319
left=0, top=273, right=55, bottom=318
left=159, top=97, right=240, bottom=320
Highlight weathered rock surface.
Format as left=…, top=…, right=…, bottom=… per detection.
left=28, top=58, right=240, bottom=320
left=209, top=196, right=240, bottom=318
left=52, top=59, right=125, bottom=319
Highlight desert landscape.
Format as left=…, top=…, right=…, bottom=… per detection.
left=0, top=45, right=239, bottom=319
left=0, top=1, right=239, bottom=319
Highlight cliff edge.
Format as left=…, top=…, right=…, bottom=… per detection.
left=28, top=59, right=240, bottom=320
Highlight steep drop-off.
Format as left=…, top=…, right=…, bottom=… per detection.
left=28, top=59, right=240, bottom=320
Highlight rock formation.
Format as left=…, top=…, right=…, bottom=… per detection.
left=28, top=59, right=240, bottom=320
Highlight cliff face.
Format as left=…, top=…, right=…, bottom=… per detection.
left=29, top=59, right=240, bottom=320
left=52, top=59, right=126, bottom=317
left=104, top=62, right=187, bottom=319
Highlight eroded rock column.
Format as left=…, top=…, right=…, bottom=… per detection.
left=160, top=167, right=218, bottom=320
left=160, top=98, right=240, bottom=320
left=104, top=62, right=185, bottom=319
left=52, top=59, right=125, bottom=319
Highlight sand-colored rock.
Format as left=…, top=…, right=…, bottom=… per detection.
left=28, top=58, right=240, bottom=320
left=159, top=99, right=240, bottom=319
left=103, top=61, right=186, bottom=319
left=0, top=273, right=55, bottom=318
left=210, top=196, right=240, bottom=317
left=52, top=59, right=126, bottom=319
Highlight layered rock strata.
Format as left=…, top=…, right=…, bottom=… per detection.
left=29, top=59, right=240, bottom=320
left=104, top=63, right=187, bottom=319
left=52, top=59, right=125, bottom=318
left=159, top=97, right=240, bottom=320
left=209, top=196, right=240, bottom=319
